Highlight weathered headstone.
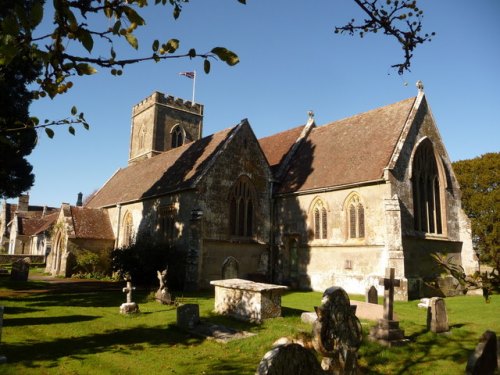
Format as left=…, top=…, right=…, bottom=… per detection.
left=466, top=330, right=498, bottom=375
left=257, top=286, right=362, bottom=374
left=155, top=269, right=172, bottom=304
left=256, top=343, right=326, bottom=375
left=10, top=258, right=30, bottom=281
left=221, top=256, right=239, bottom=279
left=370, top=268, right=406, bottom=346
left=120, top=278, right=139, bottom=314
left=0, top=306, right=6, bottom=363
left=312, top=287, right=363, bottom=374
left=427, top=297, right=449, bottom=333
left=366, top=285, right=378, bottom=304
left=176, top=304, right=200, bottom=330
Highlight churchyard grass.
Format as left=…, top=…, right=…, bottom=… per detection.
left=0, top=279, right=498, bottom=375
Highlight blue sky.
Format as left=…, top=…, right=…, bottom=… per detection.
left=19, top=0, right=500, bottom=207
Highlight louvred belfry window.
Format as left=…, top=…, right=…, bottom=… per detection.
left=412, top=139, right=443, bottom=235
left=229, top=176, right=255, bottom=237
left=171, top=126, right=184, bottom=148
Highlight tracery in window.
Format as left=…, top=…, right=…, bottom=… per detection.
left=412, top=139, right=443, bottom=234
left=347, top=195, right=365, bottom=239
left=171, top=125, right=184, bottom=148
left=122, top=212, right=134, bottom=247
left=158, top=205, right=177, bottom=242
left=312, top=199, right=328, bottom=240
left=229, top=176, right=255, bottom=237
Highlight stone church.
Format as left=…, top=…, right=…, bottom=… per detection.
left=43, top=83, right=476, bottom=300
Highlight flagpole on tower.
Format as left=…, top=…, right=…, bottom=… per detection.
left=179, top=71, right=196, bottom=103
left=192, top=70, right=196, bottom=103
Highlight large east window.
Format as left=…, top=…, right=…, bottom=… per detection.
left=412, top=139, right=443, bottom=234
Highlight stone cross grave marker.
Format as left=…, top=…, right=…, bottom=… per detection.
left=380, top=267, right=399, bottom=320
left=366, top=285, right=378, bottom=304
left=427, top=297, right=449, bottom=333
left=120, top=277, right=139, bottom=314
left=369, top=267, right=406, bottom=346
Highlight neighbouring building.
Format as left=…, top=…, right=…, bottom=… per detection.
left=73, top=83, right=477, bottom=300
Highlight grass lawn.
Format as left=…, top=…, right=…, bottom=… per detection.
left=0, top=278, right=498, bottom=375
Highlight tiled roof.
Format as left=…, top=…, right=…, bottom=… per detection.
left=17, top=209, right=60, bottom=236
left=259, top=125, right=304, bottom=173
left=278, top=97, right=416, bottom=194
left=70, top=206, right=115, bottom=240
left=86, top=126, right=237, bottom=208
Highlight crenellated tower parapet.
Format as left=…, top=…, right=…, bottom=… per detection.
left=129, top=91, right=204, bottom=164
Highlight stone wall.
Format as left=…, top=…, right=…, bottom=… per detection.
left=0, top=254, right=45, bottom=264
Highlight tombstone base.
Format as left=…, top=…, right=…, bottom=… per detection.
left=0, top=355, right=6, bottom=364
left=120, top=302, right=139, bottom=314
left=370, top=319, right=407, bottom=346
left=155, top=289, right=172, bottom=305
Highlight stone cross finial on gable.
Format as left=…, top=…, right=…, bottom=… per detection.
left=416, top=80, right=424, bottom=93
left=379, top=267, right=400, bottom=321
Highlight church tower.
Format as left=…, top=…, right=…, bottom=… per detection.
left=128, top=91, right=204, bottom=164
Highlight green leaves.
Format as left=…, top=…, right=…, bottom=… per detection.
left=45, top=128, right=54, bottom=139
left=125, top=33, right=139, bottom=49
left=211, top=47, right=240, bottom=66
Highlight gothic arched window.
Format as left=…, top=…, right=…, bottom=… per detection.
left=412, top=139, right=443, bottom=234
left=312, top=199, right=328, bottom=240
left=122, top=212, right=134, bottom=247
left=229, top=176, right=255, bottom=237
left=171, top=125, right=184, bottom=148
left=347, top=195, right=365, bottom=239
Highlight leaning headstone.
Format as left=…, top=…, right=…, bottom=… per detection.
left=221, top=256, right=239, bottom=279
left=10, top=258, right=30, bottom=281
left=120, top=277, right=139, bottom=314
left=0, top=306, right=6, bottom=363
left=176, top=304, right=200, bottom=330
left=466, top=330, right=498, bottom=375
left=256, top=343, right=326, bottom=375
left=155, top=269, right=172, bottom=304
left=366, top=285, right=378, bottom=304
left=370, top=268, right=406, bottom=346
left=427, top=297, right=449, bottom=333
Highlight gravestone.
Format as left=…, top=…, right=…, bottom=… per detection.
left=312, top=287, right=363, bottom=374
left=427, top=297, right=449, bottom=333
left=155, top=269, right=172, bottom=305
left=10, top=258, right=30, bottom=281
left=256, top=343, right=326, bottom=375
left=370, top=268, right=406, bottom=346
left=0, top=306, right=6, bottom=363
left=221, top=256, right=239, bottom=279
left=366, top=285, right=378, bottom=304
left=120, top=278, right=139, bottom=314
left=176, top=304, right=200, bottom=330
left=466, top=330, right=498, bottom=375
left=257, top=286, right=362, bottom=374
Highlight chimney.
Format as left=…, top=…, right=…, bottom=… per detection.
left=76, top=192, right=83, bottom=207
left=18, top=194, right=29, bottom=212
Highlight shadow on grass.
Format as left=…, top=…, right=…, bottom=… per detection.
left=359, top=326, right=475, bottom=374
left=281, top=306, right=307, bottom=318
left=4, top=315, right=99, bottom=327
left=3, top=306, right=44, bottom=315
left=3, top=324, right=206, bottom=367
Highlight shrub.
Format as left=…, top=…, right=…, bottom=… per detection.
left=111, top=241, right=185, bottom=288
